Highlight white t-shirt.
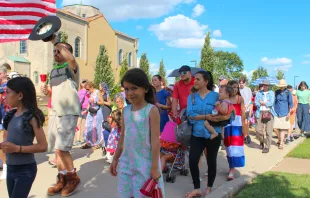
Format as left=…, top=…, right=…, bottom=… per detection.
left=240, top=86, right=252, bottom=111
left=260, top=92, right=270, bottom=111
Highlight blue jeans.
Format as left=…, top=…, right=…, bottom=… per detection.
left=7, top=163, right=37, bottom=198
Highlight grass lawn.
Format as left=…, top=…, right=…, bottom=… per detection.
left=287, top=138, right=310, bottom=159
left=236, top=172, right=310, bottom=198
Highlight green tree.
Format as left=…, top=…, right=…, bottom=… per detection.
left=139, top=53, right=151, bottom=80
left=214, top=51, right=244, bottom=80
left=120, top=55, right=129, bottom=81
left=94, top=45, right=114, bottom=91
left=200, top=31, right=215, bottom=73
left=60, top=31, right=68, bottom=43
left=158, top=59, right=167, bottom=84
left=275, top=69, right=285, bottom=80
left=251, top=66, right=269, bottom=82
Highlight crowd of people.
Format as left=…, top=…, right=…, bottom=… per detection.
left=0, top=36, right=309, bottom=198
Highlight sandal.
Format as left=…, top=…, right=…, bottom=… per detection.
left=184, top=190, right=202, bottom=198
left=278, top=145, right=284, bottom=150
left=80, top=144, right=91, bottom=149
left=92, top=144, right=102, bottom=150
left=227, top=172, right=234, bottom=181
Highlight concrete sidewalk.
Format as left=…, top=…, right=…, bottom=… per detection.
left=0, top=129, right=305, bottom=198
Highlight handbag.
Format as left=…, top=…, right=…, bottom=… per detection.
left=102, top=120, right=111, bottom=132
left=261, top=111, right=271, bottom=122
left=88, top=107, right=100, bottom=114
left=175, top=120, right=192, bottom=146
left=174, top=94, right=195, bottom=146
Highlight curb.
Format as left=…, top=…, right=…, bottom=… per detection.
left=207, top=137, right=306, bottom=198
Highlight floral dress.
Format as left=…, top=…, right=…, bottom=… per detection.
left=106, top=127, right=120, bottom=154
left=118, top=104, right=165, bottom=198
left=84, top=90, right=104, bottom=146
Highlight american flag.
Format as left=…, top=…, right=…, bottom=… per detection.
left=0, top=0, right=57, bottom=43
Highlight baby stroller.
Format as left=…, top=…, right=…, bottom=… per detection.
left=160, top=121, right=189, bottom=183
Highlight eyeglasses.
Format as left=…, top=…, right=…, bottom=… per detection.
left=179, top=71, right=188, bottom=76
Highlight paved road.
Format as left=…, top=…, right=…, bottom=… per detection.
left=0, top=129, right=305, bottom=197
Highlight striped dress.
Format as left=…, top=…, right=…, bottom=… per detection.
left=224, top=96, right=245, bottom=168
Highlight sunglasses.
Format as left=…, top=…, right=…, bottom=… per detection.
left=179, top=71, right=188, bottom=76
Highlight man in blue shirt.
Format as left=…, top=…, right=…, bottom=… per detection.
left=274, top=79, right=293, bottom=149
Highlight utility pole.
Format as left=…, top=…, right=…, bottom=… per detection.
left=191, top=60, right=197, bottom=67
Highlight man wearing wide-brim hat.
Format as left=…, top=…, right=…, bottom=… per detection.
left=254, top=79, right=276, bottom=153
left=273, top=79, right=293, bottom=149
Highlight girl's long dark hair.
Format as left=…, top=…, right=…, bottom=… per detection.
left=121, top=68, right=156, bottom=104
left=228, top=80, right=241, bottom=96
left=298, top=81, right=309, bottom=90
left=7, top=77, right=45, bottom=128
left=195, top=70, right=214, bottom=91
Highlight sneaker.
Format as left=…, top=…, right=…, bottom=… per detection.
left=290, top=136, right=295, bottom=142
left=246, top=136, right=252, bottom=144
left=61, top=170, right=81, bottom=197
left=262, top=148, right=269, bottom=154
left=73, top=141, right=82, bottom=146
left=0, top=164, right=7, bottom=180
left=47, top=174, right=66, bottom=196
left=285, top=139, right=290, bottom=145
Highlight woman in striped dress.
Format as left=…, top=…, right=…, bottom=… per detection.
left=224, top=80, right=246, bottom=181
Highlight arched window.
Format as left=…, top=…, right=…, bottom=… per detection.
left=128, top=52, right=132, bottom=67
left=33, top=71, right=39, bottom=85
left=118, top=49, right=123, bottom=65
left=56, top=32, right=62, bottom=42
left=74, top=37, right=81, bottom=58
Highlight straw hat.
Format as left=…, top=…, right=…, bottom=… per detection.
left=292, top=90, right=296, bottom=95
left=276, top=79, right=288, bottom=88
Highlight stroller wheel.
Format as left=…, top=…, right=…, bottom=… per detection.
left=180, top=169, right=189, bottom=176
left=166, top=174, right=176, bottom=183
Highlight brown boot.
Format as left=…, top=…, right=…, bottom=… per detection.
left=47, top=174, right=66, bottom=196
left=61, top=170, right=81, bottom=197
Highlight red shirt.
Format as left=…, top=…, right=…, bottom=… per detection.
left=172, top=77, right=194, bottom=110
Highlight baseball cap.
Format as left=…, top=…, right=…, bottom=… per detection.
left=219, top=75, right=228, bottom=80
left=178, top=65, right=191, bottom=73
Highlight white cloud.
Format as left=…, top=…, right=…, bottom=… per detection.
left=167, top=38, right=237, bottom=49
left=149, top=14, right=208, bottom=41
left=149, top=14, right=237, bottom=49
left=242, top=70, right=255, bottom=81
left=136, top=25, right=143, bottom=30
left=212, top=30, right=222, bottom=37
left=211, top=39, right=237, bottom=48
left=192, top=4, right=205, bottom=18
left=260, top=57, right=293, bottom=72
left=274, top=65, right=292, bottom=71
left=301, top=61, right=310, bottom=64
left=304, top=54, right=310, bottom=58
left=62, top=0, right=194, bottom=21
left=261, top=57, right=292, bottom=65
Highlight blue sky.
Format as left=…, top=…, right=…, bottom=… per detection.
left=58, top=0, right=310, bottom=87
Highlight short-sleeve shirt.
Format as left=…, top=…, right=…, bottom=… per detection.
left=240, top=86, right=252, bottom=111
left=296, top=90, right=310, bottom=104
left=49, top=65, right=81, bottom=116
left=172, top=77, right=194, bottom=110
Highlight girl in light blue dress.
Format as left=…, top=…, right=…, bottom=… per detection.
left=110, top=68, right=165, bottom=198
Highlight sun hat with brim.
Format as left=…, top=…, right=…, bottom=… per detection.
left=276, top=79, right=288, bottom=87
left=29, top=16, right=61, bottom=42
left=261, top=79, right=270, bottom=85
